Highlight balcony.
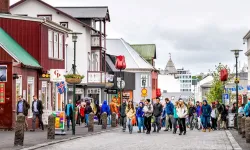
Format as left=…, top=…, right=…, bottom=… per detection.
left=87, top=72, right=106, bottom=84
left=91, top=34, right=105, bottom=49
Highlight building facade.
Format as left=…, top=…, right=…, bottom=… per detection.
left=177, top=68, right=192, bottom=92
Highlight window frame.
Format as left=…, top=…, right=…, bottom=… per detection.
left=60, top=22, right=68, bottom=28
left=48, top=30, right=64, bottom=60
left=37, top=14, right=52, bottom=20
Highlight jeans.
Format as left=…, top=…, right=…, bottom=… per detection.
left=188, top=116, right=194, bottom=129
left=138, top=117, right=144, bottom=131
left=121, top=116, right=127, bottom=130
left=217, top=114, right=222, bottom=129
left=173, top=118, right=178, bottom=132
left=67, top=116, right=73, bottom=129
left=203, top=116, right=211, bottom=129
left=166, top=115, right=174, bottom=129
left=127, top=118, right=133, bottom=132
left=32, top=112, right=44, bottom=130
left=153, top=116, right=161, bottom=131
left=144, top=116, right=152, bottom=132
left=178, top=118, right=186, bottom=133
left=85, top=114, right=89, bottom=125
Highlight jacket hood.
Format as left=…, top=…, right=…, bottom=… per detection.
left=103, top=100, right=107, bottom=105
left=139, top=102, right=144, bottom=107
left=203, top=100, right=208, bottom=105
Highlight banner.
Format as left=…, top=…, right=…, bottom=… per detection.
left=52, top=111, right=65, bottom=130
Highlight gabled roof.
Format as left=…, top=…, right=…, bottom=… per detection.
left=130, top=44, right=156, bottom=60
left=10, top=0, right=99, bottom=32
left=106, top=39, right=154, bottom=70
left=0, top=28, right=41, bottom=68
left=56, top=7, right=110, bottom=22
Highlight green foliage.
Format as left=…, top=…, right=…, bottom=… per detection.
left=206, top=63, right=232, bottom=104
left=192, top=75, right=203, bottom=81
left=64, top=74, right=84, bottom=79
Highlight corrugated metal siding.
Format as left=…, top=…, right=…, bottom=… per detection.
left=0, top=47, right=13, bottom=61
left=40, top=25, right=65, bottom=71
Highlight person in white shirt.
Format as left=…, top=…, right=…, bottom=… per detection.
left=211, top=102, right=217, bottom=130
left=176, top=100, right=187, bottom=135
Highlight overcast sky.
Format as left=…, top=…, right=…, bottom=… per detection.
left=10, top=0, right=250, bottom=74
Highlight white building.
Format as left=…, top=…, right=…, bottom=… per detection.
left=177, top=68, right=192, bottom=92
left=158, top=74, right=180, bottom=93
left=10, top=0, right=111, bottom=104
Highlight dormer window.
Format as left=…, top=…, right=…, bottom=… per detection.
left=60, top=22, right=68, bottom=28
left=37, top=14, right=52, bottom=20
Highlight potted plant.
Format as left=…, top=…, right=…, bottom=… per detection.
left=64, top=74, right=84, bottom=84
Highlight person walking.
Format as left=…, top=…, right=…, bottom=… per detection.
left=120, top=99, right=127, bottom=132
left=126, top=100, right=135, bottom=134
left=211, top=102, right=217, bottom=130
left=136, top=102, right=144, bottom=133
left=188, top=102, right=196, bottom=130
left=244, top=99, right=250, bottom=117
left=143, top=99, right=153, bottom=134
left=30, top=95, right=44, bottom=131
left=85, top=101, right=93, bottom=127
left=78, top=101, right=85, bottom=126
left=164, top=98, right=174, bottom=131
left=16, top=95, right=30, bottom=131
left=176, top=100, right=187, bottom=135
left=201, top=100, right=212, bottom=132
left=173, top=101, right=179, bottom=134
left=153, top=98, right=163, bottom=133
left=238, top=104, right=245, bottom=116
left=215, top=100, right=224, bottom=130
left=65, top=99, right=74, bottom=130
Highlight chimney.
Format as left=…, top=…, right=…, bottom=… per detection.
left=0, top=0, right=10, bottom=14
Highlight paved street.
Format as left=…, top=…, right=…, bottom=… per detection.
left=36, top=128, right=235, bottom=150
left=0, top=125, right=115, bottom=150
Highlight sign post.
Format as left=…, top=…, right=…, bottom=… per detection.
left=223, top=93, right=230, bottom=105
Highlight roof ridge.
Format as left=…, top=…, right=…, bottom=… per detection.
left=56, top=6, right=108, bottom=8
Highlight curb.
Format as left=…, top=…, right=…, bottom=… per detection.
left=20, top=128, right=120, bottom=150
left=225, top=130, right=242, bottom=150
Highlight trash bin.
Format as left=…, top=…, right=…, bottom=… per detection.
left=228, top=113, right=235, bottom=128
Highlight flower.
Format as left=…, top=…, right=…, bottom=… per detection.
left=64, top=74, right=84, bottom=79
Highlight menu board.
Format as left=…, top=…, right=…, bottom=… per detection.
left=0, top=83, right=5, bottom=104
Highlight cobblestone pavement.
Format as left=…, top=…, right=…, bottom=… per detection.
left=0, top=125, right=114, bottom=150
left=37, top=128, right=235, bottom=150
left=229, top=129, right=250, bottom=150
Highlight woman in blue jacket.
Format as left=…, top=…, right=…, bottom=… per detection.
left=136, top=102, right=144, bottom=133
left=201, top=100, right=212, bottom=132
left=101, top=100, right=110, bottom=124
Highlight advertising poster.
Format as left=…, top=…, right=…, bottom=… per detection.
left=0, top=65, right=7, bottom=82
left=0, top=83, right=5, bottom=104
left=52, top=111, right=65, bottom=130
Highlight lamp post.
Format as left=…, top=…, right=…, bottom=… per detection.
left=69, top=32, right=82, bottom=135
left=231, top=49, right=243, bottom=128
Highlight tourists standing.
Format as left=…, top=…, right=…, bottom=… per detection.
left=143, top=99, right=153, bottom=134
left=173, top=101, right=179, bottom=134
left=211, top=102, right=217, bottom=130
left=126, top=100, right=135, bottom=134
left=65, top=99, right=73, bottom=130
left=164, top=98, right=174, bottom=131
left=188, top=102, right=196, bottom=130
left=153, top=98, right=163, bottom=133
left=31, top=95, right=44, bottom=131
left=120, top=99, right=127, bottom=132
left=176, top=100, right=187, bottom=135
left=201, top=100, right=212, bottom=132
left=136, top=102, right=144, bottom=133
left=16, top=95, right=30, bottom=131
left=215, top=100, right=224, bottom=130
left=85, top=101, right=93, bottom=127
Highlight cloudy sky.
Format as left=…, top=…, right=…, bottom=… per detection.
left=10, top=0, right=250, bottom=74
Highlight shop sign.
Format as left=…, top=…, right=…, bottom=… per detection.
left=68, top=88, right=84, bottom=94
left=0, top=65, right=7, bottom=82
left=50, top=69, right=65, bottom=82
left=105, top=89, right=117, bottom=94
left=0, top=83, right=5, bottom=103
left=141, top=88, right=148, bottom=97
left=52, top=111, right=65, bottom=129
left=42, top=110, right=52, bottom=125
left=42, top=81, right=47, bottom=88
left=87, top=88, right=100, bottom=94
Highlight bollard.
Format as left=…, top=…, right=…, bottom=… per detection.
left=47, top=115, right=55, bottom=139
left=111, top=112, right=116, bottom=127
left=237, top=116, right=242, bottom=134
left=241, top=116, right=246, bottom=138
left=88, top=113, right=94, bottom=132
left=14, top=115, right=25, bottom=146
left=246, top=117, right=250, bottom=143
left=101, top=112, right=107, bottom=129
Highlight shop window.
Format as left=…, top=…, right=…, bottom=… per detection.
left=27, top=77, right=34, bottom=117
left=88, top=51, right=100, bottom=71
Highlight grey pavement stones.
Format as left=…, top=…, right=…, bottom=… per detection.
left=225, top=130, right=242, bottom=150
left=229, top=130, right=250, bottom=150
left=36, top=128, right=235, bottom=150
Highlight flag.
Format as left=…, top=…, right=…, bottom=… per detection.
left=56, top=81, right=66, bottom=94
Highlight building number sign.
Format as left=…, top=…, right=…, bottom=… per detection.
left=0, top=83, right=5, bottom=104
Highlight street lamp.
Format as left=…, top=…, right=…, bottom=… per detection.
left=69, top=32, right=82, bottom=135
left=231, top=49, right=243, bottom=128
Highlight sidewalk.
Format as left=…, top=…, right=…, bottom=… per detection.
left=229, top=129, right=250, bottom=150
left=0, top=125, right=116, bottom=150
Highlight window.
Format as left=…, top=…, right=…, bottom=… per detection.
left=59, top=34, right=63, bottom=59
left=88, top=51, right=100, bottom=71
left=54, top=32, right=58, bottom=59
left=37, top=15, right=52, bottom=20
left=27, top=77, right=34, bottom=117
left=48, top=30, right=64, bottom=60
left=141, top=74, right=148, bottom=87
left=60, top=22, right=68, bottom=28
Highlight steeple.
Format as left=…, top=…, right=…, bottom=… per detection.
left=164, top=53, right=177, bottom=74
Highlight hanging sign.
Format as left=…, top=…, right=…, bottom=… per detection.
left=0, top=83, right=5, bottom=103
left=52, top=111, right=65, bottom=130
left=141, top=88, right=148, bottom=97
left=50, top=69, right=65, bottom=82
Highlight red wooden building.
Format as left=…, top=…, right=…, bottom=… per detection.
left=0, top=12, right=70, bottom=129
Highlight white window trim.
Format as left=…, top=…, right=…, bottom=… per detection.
left=27, top=77, right=34, bottom=118
left=48, top=30, right=64, bottom=60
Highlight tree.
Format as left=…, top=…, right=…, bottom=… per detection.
left=206, top=63, right=232, bottom=104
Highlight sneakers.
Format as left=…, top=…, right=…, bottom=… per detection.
left=179, top=132, right=183, bottom=135
left=208, top=128, right=211, bottom=132
left=183, top=131, right=186, bottom=135
left=202, top=129, right=206, bottom=132
left=137, top=130, right=141, bottom=133
left=164, top=129, right=169, bottom=131
left=153, top=130, right=156, bottom=132
left=146, top=131, right=150, bottom=134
